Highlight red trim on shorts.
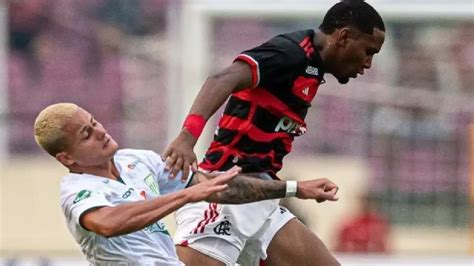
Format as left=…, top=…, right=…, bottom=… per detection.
left=178, top=240, right=189, bottom=247
left=193, top=205, right=210, bottom=234
left=259, top=259, right=266, bottom=266
left=192, top=203, right=219, bottom=234
left=210, top=203, right=219, bottom=223
left=199, top=203, right=218, bottom=233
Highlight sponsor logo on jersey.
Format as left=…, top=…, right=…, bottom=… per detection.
left=275, top=116, right=302, bottom=133
left=305, top=66, right=319, bottom=76
left=127, top=159, right=140, bottom=170
left=73, top=190, right=92, bottom=204
left=144, top=221, right=170, bottom=235
left=122, top=187, right=135, bottom=199
left=144, top=174, right=160, bottom=195
left=274, top=116, right=307, bottom=136
left=302, top=87, right=309, bottom=96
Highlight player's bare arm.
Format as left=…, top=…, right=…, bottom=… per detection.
left=163, top=61, right=253, bottom=180
left=187, top=61, right=254, bottom=119
left=191, top=168, right=339, bottom=204
left=79, top=168, right=239, bottom=238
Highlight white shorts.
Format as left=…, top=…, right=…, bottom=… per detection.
left=173, top=199, right=295, bottom=266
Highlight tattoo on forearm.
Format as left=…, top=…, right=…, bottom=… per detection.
left=208, top=175, right=286, bottom=204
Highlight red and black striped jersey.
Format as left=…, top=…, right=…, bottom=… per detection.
left=200, top=29, right=326, bottom=176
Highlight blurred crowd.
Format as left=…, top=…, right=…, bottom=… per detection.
left=8, top=0, right=171, bottom=153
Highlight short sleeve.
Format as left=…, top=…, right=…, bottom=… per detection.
left=61, top=187, right=115, bottom=230
left=234, top=35, right=306, bottom=89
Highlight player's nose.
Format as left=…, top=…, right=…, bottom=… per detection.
left=94, top=126, right=107, bottom=140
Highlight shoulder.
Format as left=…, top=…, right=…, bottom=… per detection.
left=268, top=29, right=314, bottom=51
left=115, top=148, right=153, bottom=158
left=60, top=174, right=101, bottom=209
left=60, top=173, right=88, bottom=191
left=115, top=148, right=163, bottom=162
left=255, top=30, right=313, bottom=66
left=60, top=173, right=102, bottom=194
left=278, top=29, right=315, bottom=44
left=115, top=149, right=164, bottom=176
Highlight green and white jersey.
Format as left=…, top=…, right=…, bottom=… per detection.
left=60, top=149, right=192, bottom=266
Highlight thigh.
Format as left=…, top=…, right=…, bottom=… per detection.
left=176, top=245, right=225, bottom=266
left=175, top=201, right=280, bottom=265
left=265, top=218, right=340, bottom=266
left=176, top=236, right=242, bottom=266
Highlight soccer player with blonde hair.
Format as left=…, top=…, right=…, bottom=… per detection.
left=34, top=103, right=339, bottom=265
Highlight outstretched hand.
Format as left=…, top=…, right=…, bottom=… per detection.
left=296, top=178, right=339, bottom=203
left=187, top=166, right=242, bottom=202
left=163, top=129, right=198, bottom=182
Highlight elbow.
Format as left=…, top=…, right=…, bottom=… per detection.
left=93, top=221, right=121, bottom=238
left=97, top=227, right=117, bottom=238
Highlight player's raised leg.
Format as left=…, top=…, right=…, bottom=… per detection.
left=265, top=218, right=340, bottom=266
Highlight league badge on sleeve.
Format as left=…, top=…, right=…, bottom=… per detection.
left=73, top=190, right=92, bottom=204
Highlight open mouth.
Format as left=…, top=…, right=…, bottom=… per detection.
left=353, top=71, right=363, bottom=78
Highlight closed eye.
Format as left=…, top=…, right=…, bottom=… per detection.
left=366, top=48, right=378, bottom=56
left=83, top=127, right=92, bottom=140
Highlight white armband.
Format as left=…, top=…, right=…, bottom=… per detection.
left=285, top=181, right=298, bottom=197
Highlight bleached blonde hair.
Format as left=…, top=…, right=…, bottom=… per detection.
left=34, top=103, right=79, bottom=156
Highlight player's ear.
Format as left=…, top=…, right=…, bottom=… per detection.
left=56, top=151, right=75, bottom=167
left=336, top=27, right=351, bottom=47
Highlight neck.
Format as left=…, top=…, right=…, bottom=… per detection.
left=313, top=29, right=333, bottom=71
left=69, top=159, right=120, bottom=180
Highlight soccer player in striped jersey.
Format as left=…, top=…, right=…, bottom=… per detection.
left=164, top=1, right=385, bottom=265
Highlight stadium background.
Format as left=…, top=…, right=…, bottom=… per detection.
left=0, top=0, right=473, bottom=265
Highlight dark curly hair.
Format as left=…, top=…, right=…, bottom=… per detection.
left=319, top=0, right=385, bottom=35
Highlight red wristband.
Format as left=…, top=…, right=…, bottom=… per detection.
left=182, top=114, right=206, bottom=139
